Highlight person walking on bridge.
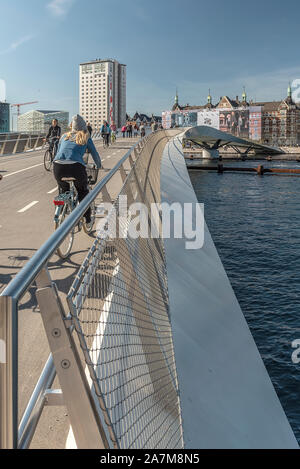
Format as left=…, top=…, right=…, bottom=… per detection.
left=87, top=123, right=93, bottom=136
left=140, top=123, right=145, bottom=138
left=53, top=114, right=101, bottom=225
left=101, top=120, right=111, bottom=147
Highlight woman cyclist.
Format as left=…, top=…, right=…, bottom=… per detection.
left=53, top=114, right=101, bottom=225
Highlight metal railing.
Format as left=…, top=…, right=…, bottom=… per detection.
left=0, top=131, right=101, bottom=156
left=0, top=129, right=183, bottom=449
left=0, top=133, right=46, bottom=155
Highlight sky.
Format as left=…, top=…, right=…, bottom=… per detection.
left=2, top=0, right=300, bottom=127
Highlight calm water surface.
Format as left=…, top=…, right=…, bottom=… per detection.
left=189, top=161, right=300, bottom=443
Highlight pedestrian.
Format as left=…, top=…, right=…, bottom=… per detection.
left=100, top=120, right=111, bottom=147
left=140, top=124, right=145, bottom=138
left=127, top=123, right=133, bottom=138
left=134, top=123, right=139, bottom=137
left=121, top=124, right=127, bottom=138
left=87, top=123, right=93, bottom=136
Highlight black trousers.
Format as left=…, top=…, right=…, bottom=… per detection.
left=53, top=162, right=91, bottom=220
left=49, top=138, right=59, bottom=156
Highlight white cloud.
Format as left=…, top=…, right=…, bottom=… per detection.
left=47, top=0, right=75, bottom=17
left=0, top=35, right=35, bottom=55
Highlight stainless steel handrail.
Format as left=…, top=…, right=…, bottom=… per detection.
left=18, top=355, right=56, bottom=449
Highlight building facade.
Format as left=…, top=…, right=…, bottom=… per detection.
left=17, top=110, right=69, bottom=133
left=0, top=102, right=10, bottom=133
left=164, top=86, right=300, bottom=146
left=79, top=59, right=126, bottom=130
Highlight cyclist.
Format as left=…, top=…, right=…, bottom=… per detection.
left=100, top=120, right=111, bottom=147
left=45, top=119, right=61, bottom=157
left=53, top=114, right=101, bottom=225
left=110, top=120, right=117, bottom=143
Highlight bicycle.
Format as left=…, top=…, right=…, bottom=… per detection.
left=44, top=138, right=59, bottom=172
left=53, top=164, right=99, bottom=259
left=102, top=133, right=110, bottom=148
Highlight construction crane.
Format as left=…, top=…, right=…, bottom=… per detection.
left=11, top=101, right=38, bottom=116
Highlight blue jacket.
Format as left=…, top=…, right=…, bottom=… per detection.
left=54, top=134, right=101, bottom=168
left=100, top=124, right=111, bottom=134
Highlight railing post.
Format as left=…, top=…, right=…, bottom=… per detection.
left=119, top=163, right=127, bottom=184
left=0, top=134, right=8, bottom=156
left=25, top=136, right=30, bottom=152
left=0, top=296, right=18, bottom=449
left=33, top=135, right=40, bottom=150
left=35, top=269, right=109, bottom=449
left=12, top=135, right=21, bottom=154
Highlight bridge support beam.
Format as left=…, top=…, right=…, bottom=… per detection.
left=202, top=148, right=219, bottom=159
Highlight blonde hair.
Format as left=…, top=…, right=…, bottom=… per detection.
left=64, top=130, right=89, bottom=146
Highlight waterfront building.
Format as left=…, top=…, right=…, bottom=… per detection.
left=17, top=110, right=69, bottom=133
left=256, top=85, right=300, bottom=146
left=0, top=101, right=10, bottom=133
left=164, top=86, right=300, bottom=145
left=127, top=112, right=151, bottom=124
left=79, top=59, right=126, bottom=130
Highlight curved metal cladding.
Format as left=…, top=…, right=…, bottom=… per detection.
left=184, top=125, right=283, bottom=154
left=160, top=133, right=298, bottom=449
left=66, top=130, right=184, bottom=449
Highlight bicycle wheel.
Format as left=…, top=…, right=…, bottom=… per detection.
left=55, top=203, right=74, bottom=259
left=44, top=150, right=52, bottom=171
left=83, top=200, right=96, bottom=234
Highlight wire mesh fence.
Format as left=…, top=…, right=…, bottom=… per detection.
left=67, top=132, right=183, bottom=449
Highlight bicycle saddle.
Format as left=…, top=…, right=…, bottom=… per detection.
left=61, top=177, right=76, bottom=182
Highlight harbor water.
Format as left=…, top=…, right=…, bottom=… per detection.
left=189, top=160, right=300, bottom=443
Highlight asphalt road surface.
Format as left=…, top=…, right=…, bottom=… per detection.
left=0, top=136, right=138, bottom=448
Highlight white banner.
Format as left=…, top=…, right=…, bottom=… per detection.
left=197, top=110, right=220, bottom=129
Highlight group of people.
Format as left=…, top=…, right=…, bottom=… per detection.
left=121, top=122, right=146, bottom=138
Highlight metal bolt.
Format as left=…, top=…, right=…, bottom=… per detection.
left=61, top=359, right=70, bottom=369
left=52, top=328, right=61, bottom=338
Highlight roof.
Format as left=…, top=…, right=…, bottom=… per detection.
left=184, top=125, right=283, bottom=155
left=182, top=105, right=206, bottom=111
left=253, top=101, right=281, bottom=112
left=172, top=103, right=183, bottom=111
left=36, top=110, right=61, bottom=114
left=80, top=59, right=126, bottom=66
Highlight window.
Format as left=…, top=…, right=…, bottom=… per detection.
left=82, top=64, right=92, bottom=74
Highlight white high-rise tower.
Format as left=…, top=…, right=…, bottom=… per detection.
left=79, top=59, right=126, bottom=129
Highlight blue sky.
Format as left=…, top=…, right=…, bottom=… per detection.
left=1, top=0, right=300, bottom=127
